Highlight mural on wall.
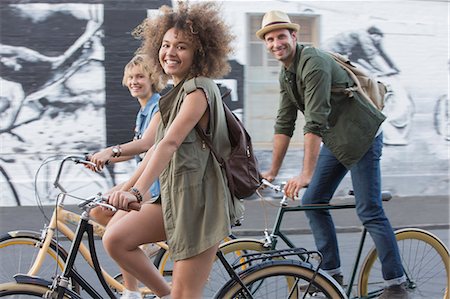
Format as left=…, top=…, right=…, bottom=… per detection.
left=0, top=3, right=109, bottom=206
left=0, top=1, right=447, bottom=206
left=322, top=26, right=415, bottom=146
left=0, top=1, right=245, bottom=207
left=237, top=1, right=447, bottom=197
left=433, top=62, right=449, bottom=141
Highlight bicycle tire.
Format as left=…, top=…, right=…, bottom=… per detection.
left=215, top=259, right=346, bottom=299
left=358, top=228, right=450, bottom=299
left=0, top=282, right=71, bottom=298
left=0, top=232, right=68, bottom=284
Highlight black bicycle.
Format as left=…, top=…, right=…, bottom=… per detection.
left=0, top=185, right=346, bottom=298
left=213, top=179, right=449, bottom=298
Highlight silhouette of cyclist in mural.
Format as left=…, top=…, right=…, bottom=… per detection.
left=323, top=26, right=414, bottom=146
left=323, top=26, right=399, bottom=76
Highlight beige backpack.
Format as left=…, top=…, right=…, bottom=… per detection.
left=329, top=52, right=387, bottom=110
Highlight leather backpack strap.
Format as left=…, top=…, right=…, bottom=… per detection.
left=194, top=89, right=232, bottom=166
left=195, top=109, right=226, bottom=166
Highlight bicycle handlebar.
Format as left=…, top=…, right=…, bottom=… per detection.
left=52, top=155, right=141, bottom=211
left=260, top=179, right=392, bottom=205
left=53, top=155, right=95, bottom=190
left=77, top=193, right=140, bottom=212
left=261, top=179, right=300, bottom=206
left=261, top=179, right=282, bottom=193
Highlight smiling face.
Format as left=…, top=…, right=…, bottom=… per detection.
left=125, top=65, right=152, bottom=103
left=264, top=28, right=297, bottom=67
left=159, top=28, right=195, bottom=85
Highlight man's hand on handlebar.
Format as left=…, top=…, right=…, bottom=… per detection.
left=261, top=170, right=277, bottom=184
left=283, top=175, right=308, bottom=199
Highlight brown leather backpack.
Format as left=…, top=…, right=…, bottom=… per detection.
left=195, top=90, right=261, bottom=199
left=329, top=51, right=387, bottom=111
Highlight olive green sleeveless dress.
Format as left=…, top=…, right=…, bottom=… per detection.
left=155, top=76, right=243, bottom=261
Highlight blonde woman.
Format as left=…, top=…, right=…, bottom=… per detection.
left=88, top=54, right=164, bottom=299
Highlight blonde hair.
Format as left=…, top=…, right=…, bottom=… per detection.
left=122, top=54, right=165, bottom=93
left=132, top=1, right=235, bottom=85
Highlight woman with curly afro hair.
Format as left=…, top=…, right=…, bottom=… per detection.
left=103, top=2, right=241, bottom=298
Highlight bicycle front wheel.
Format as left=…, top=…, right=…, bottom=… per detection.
left=0, top=232, right=67, bottom=284
left=358, top=228, right=450, bottom=299
left=215, top=259, right=346, bottom=299
left=0, top=282, right=71, bottom=298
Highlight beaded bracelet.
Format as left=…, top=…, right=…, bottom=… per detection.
left=128, top=187, right=143, bottom=203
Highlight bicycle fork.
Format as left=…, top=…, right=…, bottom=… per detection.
left=44, top=211, right=115, bottom=299
left=43, top=213, right=89, bottom=299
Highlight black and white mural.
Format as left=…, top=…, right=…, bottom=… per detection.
left=0, top=1, right=169, bottom=206
left=323, top=27, right=415, bottom=146
left=1, top=3, right=108, bottom=206
left=0, top=1, right=245, bottom=206
left=0, top=1, right=447, bottom=206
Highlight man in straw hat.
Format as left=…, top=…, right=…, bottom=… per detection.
left=258, top=10, right=409, bottom=299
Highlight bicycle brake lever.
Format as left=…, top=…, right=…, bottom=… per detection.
left=261, top=179, right=282, bottom=192
left=96, top=201, right=117, bottom=212
left=74, top=156, right=97, bottom=168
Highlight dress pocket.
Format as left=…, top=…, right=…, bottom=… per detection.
left=173, top=131, right=200, bottom=175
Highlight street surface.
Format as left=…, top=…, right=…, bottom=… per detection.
left=0, top=193, right=448, bottom=298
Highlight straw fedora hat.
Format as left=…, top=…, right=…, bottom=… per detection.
left=256, top=10, right=300, bottom=40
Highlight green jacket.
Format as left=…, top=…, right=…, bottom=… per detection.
left=275, top=44, right=386, bottom=168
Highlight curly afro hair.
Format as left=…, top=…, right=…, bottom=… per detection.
left=132, top=1, right=235, bottom=85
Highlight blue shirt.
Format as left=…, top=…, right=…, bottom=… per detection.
left=134, top=93, right=160, bottom=198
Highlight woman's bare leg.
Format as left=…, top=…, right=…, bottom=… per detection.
left=103, top=203, right=170, bottom=297
left=171, top=243, right=219, bottom=299
left=90, top=209, right=140, bottom=292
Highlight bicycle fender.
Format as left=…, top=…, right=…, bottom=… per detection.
left=13, top=274, right=82, bottom=299
left=13, top=274, right=52, bottom=287
left=5, top=230, right=42, bottom=239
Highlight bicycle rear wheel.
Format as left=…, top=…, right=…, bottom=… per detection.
left=358, top=228, right=450, bottom=299
left=0, top=282, right=71, bottom=298
left=215, top=259, right=346, bottom=299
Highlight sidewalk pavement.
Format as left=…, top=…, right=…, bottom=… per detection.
left=0, top=194, right=448, bottom=237
left=232, top=193, right=449, bottom=236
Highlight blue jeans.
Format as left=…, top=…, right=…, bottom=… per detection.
left=302, top=133, right=404, bottom=280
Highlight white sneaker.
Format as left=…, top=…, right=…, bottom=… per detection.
left=120, top=289, right=142, bottom=299
left=140, top=243, right=161, bottom=258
